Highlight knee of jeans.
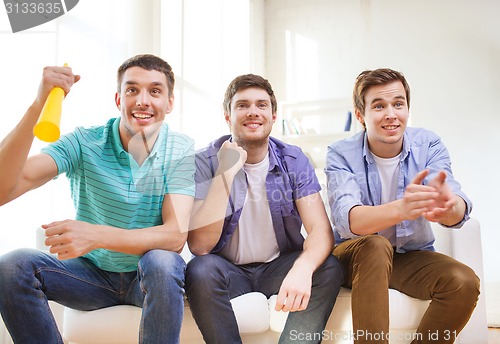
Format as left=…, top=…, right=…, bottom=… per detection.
left=139, top=250, right=185, bottom=277
left=0, top=248, right=42, bottom=276
left=185, top=255, right=223, bottom=289
left=0, top=249, right=43, bottom=293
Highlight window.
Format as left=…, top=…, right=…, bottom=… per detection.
left=0, top=0, right=263, bottom=253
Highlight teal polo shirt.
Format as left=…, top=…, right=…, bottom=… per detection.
left=41, top=117, right=195, bottom=272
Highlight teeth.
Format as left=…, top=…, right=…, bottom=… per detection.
left=134, top=114, right=152, bottom=119
left=246, top=123, right=261, bottom=128
left=385, top=126, right=397, bottom=130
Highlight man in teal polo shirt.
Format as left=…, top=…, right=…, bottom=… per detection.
left=0, top=54, right=195, bottom=343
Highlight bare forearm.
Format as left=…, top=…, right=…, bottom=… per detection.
left=0, top=102, right=42, bottom=201
left=349, top=202, right=404, bottom=236
left=295, top=228, right=334, bottom=273
left=96, top=224, right=188, bottom=255
left=188, top=173, right=233, bottom=255
left=187, top=222, right=224, bottom=255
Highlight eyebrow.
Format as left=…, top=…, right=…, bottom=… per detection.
left=124, top=80, right=166, bottom=88
left=235, top=99, right=270, bottom=104
left=370, top=95, right=406, bottom=104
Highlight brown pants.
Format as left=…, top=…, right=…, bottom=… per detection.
left=333, top=235, right=480, bottom=344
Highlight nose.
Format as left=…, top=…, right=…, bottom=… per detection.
left=246, top=104, right=259, bottom=116
left=385, top=106, right=397, bottom=119
left=136, top=92, right=151, bottom=107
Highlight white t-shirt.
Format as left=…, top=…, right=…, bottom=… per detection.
left=371, top=151, right=401, bottom=246
left=220, top=154, right=280, bottom=265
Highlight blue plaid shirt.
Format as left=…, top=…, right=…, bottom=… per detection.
left=325, top=127, right=472, bottom=253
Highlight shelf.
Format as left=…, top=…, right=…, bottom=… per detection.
left=281, top=132, right=354, bottom=169
left=281, top=132, right=351, bottom=143
left=278, top=98, right=360, bottom=169
left=280, top=98, right=354, bottom=136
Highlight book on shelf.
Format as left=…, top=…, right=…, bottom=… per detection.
left=282, top=118, right=306, bottom=135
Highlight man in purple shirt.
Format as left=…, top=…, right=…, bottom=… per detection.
left=186, top=74, right=344, bottom=343
left=325, top=68, right=479, bottom=343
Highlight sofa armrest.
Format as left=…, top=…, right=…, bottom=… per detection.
left=35, top=226, right=49, bottom=251
left=432, top=218, right=488, bottom=343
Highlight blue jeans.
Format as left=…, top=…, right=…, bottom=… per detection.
left=0, top=248, right=186, bottom=344
left=185, top=251, right=344, bottom=344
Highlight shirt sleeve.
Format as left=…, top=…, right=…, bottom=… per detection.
left=194, top=148, right=216, bottom=201
left=289, top=149, right=322, bottom=200
left=40, top=129, right=82, bottom=178
left=325, top=144, right=363, bottom=240
left=423, top=133, right=472, bottom=228
left=165, top=136, right=196, bottom=197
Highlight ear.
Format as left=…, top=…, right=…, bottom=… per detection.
left=272, top=112, right=277, bottom=123
left=354, top=109, right=364, bottom=126
left=224, top=112, right=232, bottom=130
left=165, top=95, right=175, bottom=114
left=115, top=92, right=121, bottom=110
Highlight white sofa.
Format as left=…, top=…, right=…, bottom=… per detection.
left=1, top=218, right=482, bottom=344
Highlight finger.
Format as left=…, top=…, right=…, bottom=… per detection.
left=41, top=220, right=63, bottom=229
left=289, top=294, right=303, bottom=312
left=48, top=243, right=66, bottom=255
left=274, top=291, right=286, bottom=312
left=405, top=184, right=438, bottom=194
left=44, top=218, right=72, bottom=227
left=404, top=191, right=439, bottom=205
left=428, top=204, right=453, bottom=218
left=57, top=251, right=74, bottom=260
left=299, top=293, right=310, bottom=311
left=44, top=224, right=65, bottom=237
left=51, top=67, right=78, bottom=93
left=411, top=169, right=429, bottom=185
left=45, top=234, right=64, bottom=247
left=431, top=170, right=447, bottom=187
left=280, top=294, right=294, bottom=312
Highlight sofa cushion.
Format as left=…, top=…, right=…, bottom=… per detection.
left=268, top=287, right=430, bottom=333
left=63, top=292, right=270, bottom=344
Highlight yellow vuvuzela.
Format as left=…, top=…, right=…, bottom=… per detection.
left=33, top=63, right=69, bottom=142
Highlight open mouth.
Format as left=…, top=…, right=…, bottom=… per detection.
left=244, top=123, right=262, bottom=129
left=133, top=113, right=153, bottom=119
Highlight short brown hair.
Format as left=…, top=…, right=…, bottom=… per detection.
left=117, top=54, right=175, bottom=96
left=223, top=74, right=277, bottom=115
left=353, top=68, right=410, bottom=116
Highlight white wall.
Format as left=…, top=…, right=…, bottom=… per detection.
left=264, top=0, right=500, bottom=323
left=160, top=0, right=265, bottom=149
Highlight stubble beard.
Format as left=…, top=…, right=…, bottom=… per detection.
left=234, top=135, right=269, bottom=152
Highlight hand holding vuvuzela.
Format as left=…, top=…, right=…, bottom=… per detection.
left=33, top=63, right=74, bottom=142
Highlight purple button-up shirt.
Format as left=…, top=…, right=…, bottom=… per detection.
left=195, top=135, right=321, bottom=254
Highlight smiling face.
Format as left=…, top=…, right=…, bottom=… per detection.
left=225, top=87, right=276, bottom=149
left=115, top=66, right=173, bottom=148
left=356, top=80, right=409, bottom=158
